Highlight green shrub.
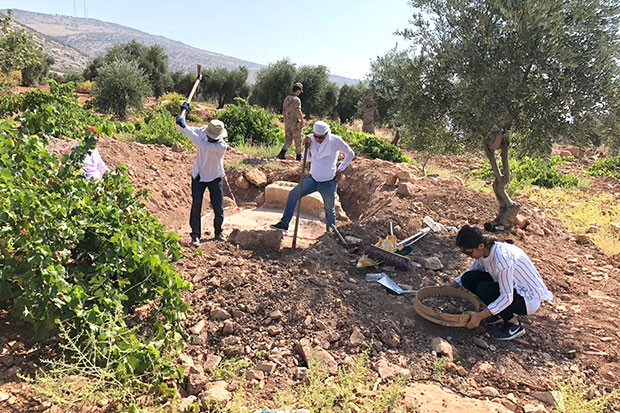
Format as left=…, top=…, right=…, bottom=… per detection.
left=473, top=155, right=578, bottom=190
left=74, top=80, right=93, bottom=94
left=0, top=80, right=133, bottom=139
left=0, top=120, right=189, bottom=384
left=587, top=155, right=620, bottom=179
left=217, top=98, right=284, bottom=147
left=306, top=120, right=411, bottom=163
left=157, top=92, right=201, bottom=123
left=349, top=131, right=412, bottom=163
left=134, top=106, right=192, bottom=149
left=0, top=70, right=22, bottom=87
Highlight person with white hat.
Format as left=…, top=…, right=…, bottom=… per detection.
left=277, top=82, right=305, bottom=161
left=176, top=103, right=228, bottom=247
left=271, top=121, right=355, bottom=232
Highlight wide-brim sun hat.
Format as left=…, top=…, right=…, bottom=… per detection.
left=204, top=119, right=228, bottom=140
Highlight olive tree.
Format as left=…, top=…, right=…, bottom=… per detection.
left=250, top=59, right=297, bottom=112
left=368, top=48, right=461, bottom=157
left=171, top=70, right=196, bottom=97
left=336, top=82, right=369, bottom=124
left=391, top=0, right=620, bottom=227
left=21, top=51, right=54, bottom=86
left=84, top=40, right=171, bottom=97
left=0, top=10, right=42, bottom=85
left=296, top=65, right=337, bottom=118
left=202, top=66, right=250, bottom=109
left=92, top=59, right=152, bottom=119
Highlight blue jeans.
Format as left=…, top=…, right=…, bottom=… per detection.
left=190, top=175, right=223, bottom=239
left=281, top=175, right=337, bottom=231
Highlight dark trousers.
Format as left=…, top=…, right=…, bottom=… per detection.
left=190, top=175, right=223, bottom=239
left=461, top=271, right=528, bottom=322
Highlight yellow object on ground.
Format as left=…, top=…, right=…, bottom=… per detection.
left=356, top=254, right=376, bottom=268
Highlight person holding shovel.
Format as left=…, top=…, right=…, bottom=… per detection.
left=451, top=225, right=553, bottom=340
left=176, top=103, right=228, bottom=246
left=271, top=121, right=354, bottom=233
left=277, top=82, right=305, bottom=161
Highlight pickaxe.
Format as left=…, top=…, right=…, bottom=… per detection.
left=179, top=64, right=202, bottom=117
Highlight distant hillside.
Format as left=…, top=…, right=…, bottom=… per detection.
left=8, top=19, right=90, bottom=73
left=3, top=9, right=359, bottom=86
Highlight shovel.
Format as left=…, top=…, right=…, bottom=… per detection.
left=291, top=143, right=309, bottom=250
left=394, top=227, right=431, bottom=255
left=367, top=273, right=413, bottom=295
left=331, top=224, right=359, bottom=254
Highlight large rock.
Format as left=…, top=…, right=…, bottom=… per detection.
left=431, top=337, right=454, bottom=361
left=228, top=229, right=283, bottom=249
left=515, top=214, right=529, bottom=229
left=202, top=380, right=232, bottom=408
left=223, top=196, right=236, bottom=207
left=263, top=181, right=348, bottom=221
left=385, top=173, right=398, bottom=186
left=234, top=175, right=250, bottom=190
left=244, top=168, right=268, bottom=187
left=563, top=145, right=580, bottom=158
left=348, top=327, right=367, bottom=347
left=397, top=182, right=417, bottom=196
left=396, top=170, right=414, bottom=182
left=295, top=338, right=338, bottom=375
left=402, top=383, right=513, bottom=413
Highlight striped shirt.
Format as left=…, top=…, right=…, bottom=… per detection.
left=456, top=242, right=553, bottom=315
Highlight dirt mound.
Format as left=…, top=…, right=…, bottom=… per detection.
left=1, top=136, right=619, bottom=412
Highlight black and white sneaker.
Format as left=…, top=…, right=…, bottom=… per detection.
left=270, top=221, right=288, bottom=231
left=191, top=237, right=200, bottom=248
left=492, top=322, right=525, bottom=341
left=483, top=314, right=504, bottom=326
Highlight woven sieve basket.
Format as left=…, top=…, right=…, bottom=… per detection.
left=414, top=286, right=484, bottom=327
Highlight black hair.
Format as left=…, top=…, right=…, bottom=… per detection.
left=455, top=225, right=496, bottom=249
left=292, top=85, right=302, bottom=92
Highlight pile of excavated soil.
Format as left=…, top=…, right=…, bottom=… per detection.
left=1, top=136, right=619, bottom=412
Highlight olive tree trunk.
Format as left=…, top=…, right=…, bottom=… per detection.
left=484, top=128, right=520, bottom=228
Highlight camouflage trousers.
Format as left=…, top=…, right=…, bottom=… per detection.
left=362, top=122, right=375, bottom=134
left=283, top=122, right=303, bottom=155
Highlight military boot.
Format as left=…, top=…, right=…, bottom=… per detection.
left=277, top=149, right=286, bottom=160
left=296, top=153, right=302, bottom=161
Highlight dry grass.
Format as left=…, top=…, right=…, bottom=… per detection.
left=524, top=187, right=620, bottom=256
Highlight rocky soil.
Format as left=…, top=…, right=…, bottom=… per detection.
left=1, top=135, right=619, bottom=412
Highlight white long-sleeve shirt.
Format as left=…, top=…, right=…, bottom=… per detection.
left=177, top=125, right=227, bottom=182
left=455, top=242, right=553, bottom=315
left=305, top=132, right=355, bottom=182
left=84, top=147, right=109, bottom=180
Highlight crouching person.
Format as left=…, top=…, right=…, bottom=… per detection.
left=451, top=225, right=553, bottom=340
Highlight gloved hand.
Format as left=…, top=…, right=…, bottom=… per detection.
left=180, top=101, right=190, bottom=112
left=176, top=116, right=187, bottom=128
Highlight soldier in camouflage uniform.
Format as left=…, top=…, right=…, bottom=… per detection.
left=278, top=82, right=305, bottom=161
left=361, top=98, right=380, bottom=134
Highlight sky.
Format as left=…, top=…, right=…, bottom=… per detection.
left=1, top=0, right=415, bottom=80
